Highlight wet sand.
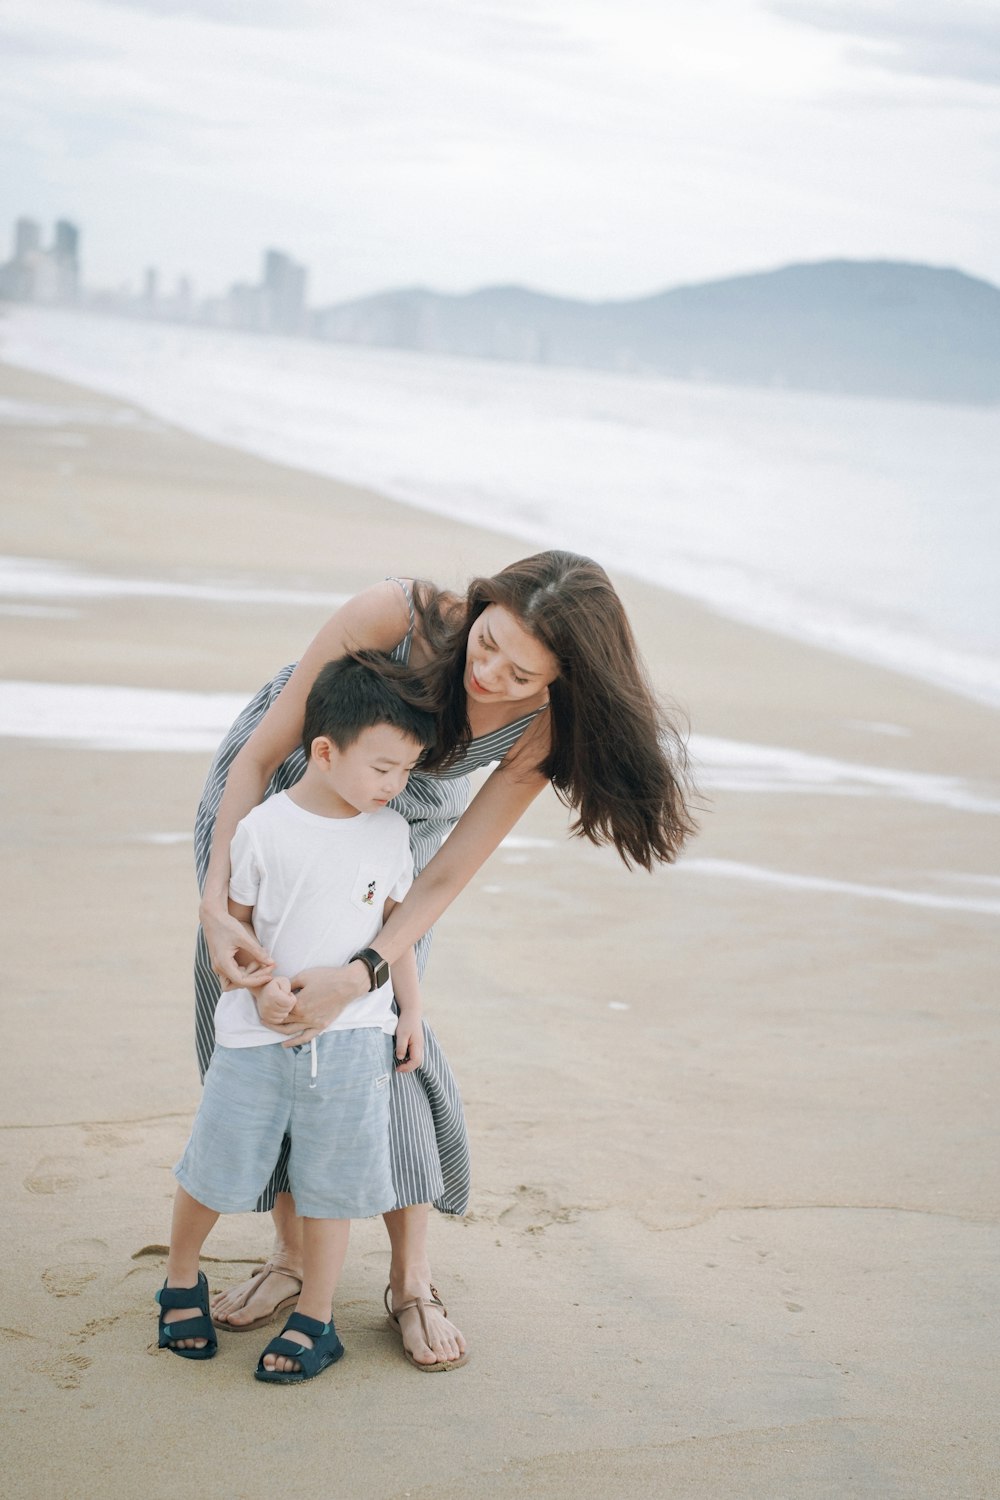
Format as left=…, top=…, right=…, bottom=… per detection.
left=1, top=358, right=998, bottom=1499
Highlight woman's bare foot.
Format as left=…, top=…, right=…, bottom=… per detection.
left=211, top=1261, right=303, bottom=1330
left=383, top=1204, right=468, bottom=1369
left=389, top=1282, right=468, bottom=1369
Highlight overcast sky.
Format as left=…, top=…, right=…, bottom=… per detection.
left=1, top=0, right=997, bottom=305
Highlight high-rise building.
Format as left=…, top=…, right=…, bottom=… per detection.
left=54, top=220, right=78, bottom=260
left=262, top=249, right=307, bottom=335
left=53, top=219, right=80, bottom=302
left=0, top=218, right=43, bottom=300
left=2, top=213, right=311, bottom=335
left=14, top=218, right=41, bottom=259
left=0, top=217, right=80, bottom=303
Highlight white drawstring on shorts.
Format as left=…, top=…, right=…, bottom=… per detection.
left=309, top=1037, right=318, bottom=1088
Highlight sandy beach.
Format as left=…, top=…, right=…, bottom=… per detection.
left=2, top=358, right=998, bottom=1499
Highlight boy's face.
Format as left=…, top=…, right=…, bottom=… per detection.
left=315, top=724, right=424, bottom=816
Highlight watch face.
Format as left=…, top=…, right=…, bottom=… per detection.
left=357, top=948, right=389, bottom=989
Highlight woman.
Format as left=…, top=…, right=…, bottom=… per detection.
left=197, top=550, right=695, bottom=1370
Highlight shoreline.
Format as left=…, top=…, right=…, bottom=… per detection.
left=2, top=358, right=997, bottom=1500
left=4, top=302, right=999, bottom=712
left=2, top=354, right=998, bottom=768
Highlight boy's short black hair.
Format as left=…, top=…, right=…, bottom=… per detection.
left=301, top=656, right=436, bottom=760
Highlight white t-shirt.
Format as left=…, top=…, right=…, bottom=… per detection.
left=216, top=791, right=413, bottom=1048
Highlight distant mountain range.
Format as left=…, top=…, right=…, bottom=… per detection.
left=313, top=260, right=1000, bottom=404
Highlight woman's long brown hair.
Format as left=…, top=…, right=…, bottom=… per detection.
left=372, top=551, right=697, bottom=870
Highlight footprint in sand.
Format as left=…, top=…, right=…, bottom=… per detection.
left=23, top=1157, right=82, bottom=1195
left=69, top=1314, right=122, bottom=1343
left=41, top=1265, right=100, bottom=1299
left=55, top=1236, right=109, bottom=1259
left=82, top=1127, right=135, bottom=1150
left=31, top=1352, right=92, bottom=1390
left=497, top=1184, right=577, bottom=1235
left=0, top=1325, right=39, bottom=1345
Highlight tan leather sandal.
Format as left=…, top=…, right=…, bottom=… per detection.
left=384, top=1284, right=469, bottom=1372
left=211, top=1261, right=303, bottom=1333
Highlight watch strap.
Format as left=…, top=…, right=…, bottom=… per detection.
left=352, top=947, right=390, bottom=991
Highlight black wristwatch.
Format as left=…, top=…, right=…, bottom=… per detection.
left=351, top=947, right=390, bottom=991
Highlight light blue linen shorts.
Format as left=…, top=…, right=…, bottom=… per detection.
left=174, top=1028, right=396, bottom=1219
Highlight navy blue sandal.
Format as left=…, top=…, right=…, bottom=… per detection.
left=156, top=1270, right=218, bottom=1360
left=254, top=1311, right=344, bottom=1384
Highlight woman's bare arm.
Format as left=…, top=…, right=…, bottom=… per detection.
left=372, top=748, right=550, bottom=967
left=200, top=579, right=413, bottom=985
left=277, top=714, right=553, bottom=1038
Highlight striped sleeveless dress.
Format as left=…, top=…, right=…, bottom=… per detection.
left=192, top=580, right=543, bottom=1217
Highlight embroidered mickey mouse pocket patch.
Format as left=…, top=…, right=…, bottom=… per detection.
left=350, top=870, right=380, bottom=910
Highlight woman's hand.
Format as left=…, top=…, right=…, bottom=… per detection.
left=200, top=904, right=274, bottom=990
left=271, top=964, right=370, bottom=1047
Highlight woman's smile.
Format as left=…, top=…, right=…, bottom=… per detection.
left=464, top=604, right=558, bottom=706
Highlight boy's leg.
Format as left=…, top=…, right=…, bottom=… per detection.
left=161, top=1185, right=220, bottom=1350
left=210, top=1191, right=304, bottom=1328
left=178, top=1043, right=299, bottom=1330
left=260, top=1030, right=395, bottom=1373
left=261, top=1217, right=350, bottom=1374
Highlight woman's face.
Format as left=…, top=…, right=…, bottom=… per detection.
left=464, top=604, right=559, bottom=706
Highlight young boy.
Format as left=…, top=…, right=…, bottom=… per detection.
left=154, top=657, right=434, bottom=1383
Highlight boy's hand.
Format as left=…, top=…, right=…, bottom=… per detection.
left=392, top=1009, right=424, bottom=1073
left=256, top=976, right=297, bottom=1029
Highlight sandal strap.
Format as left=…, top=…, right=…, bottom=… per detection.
left=282, top=1311, right=330, bottom=1339
left=159, top=1313, right=214, bottom=1346
left=384, top=1285, right=448, bottom=1320
left=260, top=1335, right=317, bottom=1363
left=257, top=1320, right=342, bottom=1376
left=269, top=1344, right=324, bottom=1376
left=156, top=1271, right=209, bottom=1314
left=227, top=1261, right=302, bottom=1313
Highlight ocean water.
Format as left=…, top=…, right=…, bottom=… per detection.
left=2, top=304, right=998, bottom=707
left=4, top=676, right=998, bottom=914
left=6, top=675, right=998, bottom=815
